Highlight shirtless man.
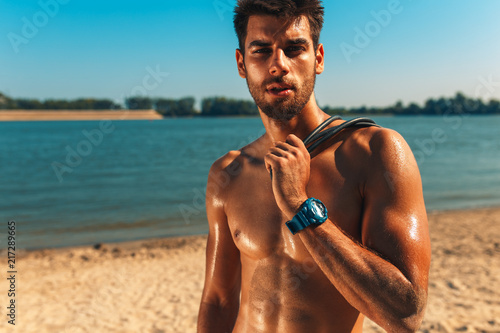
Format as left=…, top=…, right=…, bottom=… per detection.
left=198, top=1, right=431, bottom=332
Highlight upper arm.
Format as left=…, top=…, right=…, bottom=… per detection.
left=200, top=155, right=242, bottom=307
left=361, top=129, right=431, bottom=292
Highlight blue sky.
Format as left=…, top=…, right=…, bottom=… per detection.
left=1, top=0, right=500, bottom=108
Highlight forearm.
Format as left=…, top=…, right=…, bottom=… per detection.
left=299, top=222, right=426, bottom=332
left=197, top=301, right=239, bottom=333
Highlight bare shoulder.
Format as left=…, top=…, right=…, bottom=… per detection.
left=206, top=150, right=243, bottom=203
left=344, top=125, right=410, bottom=155
left=208, top=135, right=266, bottom=188
left=209, top=150, right=242, bottom=176
left=343, top=126, right=417, bottom=174
left=208, top=134, right=265, bottom=207
left=367, top=127, right=419, bottom=180
left=369, top=127, right=413, bottom=159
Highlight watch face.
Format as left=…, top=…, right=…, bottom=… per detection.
left=311, top=200, right=325, bottom=217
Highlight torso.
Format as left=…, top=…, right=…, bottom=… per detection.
left=221, top=124, right=377, bottom=332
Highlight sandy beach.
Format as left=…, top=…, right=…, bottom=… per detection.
left=0, top=110, right=163, bottom=121
left=1, top=207, right=499, bottom=333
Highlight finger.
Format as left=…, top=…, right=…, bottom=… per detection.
left=274, top=141, right=292, bottom=152
left=264, top=156, right=272, bottom=173
left=268, top=146, right=287, bottom=158
left=286, top=134, right=306, bottom=149
left=266, top=161, right=272, bottom=174
left=265, top=155, right=282, bottom=180
left=273, top=141, right=303, bottom=159
left=264, top=152, right=280, bottom=173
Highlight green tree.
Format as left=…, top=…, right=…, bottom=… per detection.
left=406, top=103, right=421, bottom=115
left=155, top=97, right=196, bottom=116
left=125, top=96, right=153, bottom=110
left=201, top=97, right=258, bottom=116
left=155, top=98, right=177, bottom=116
left=177, top=97, right=196, bottom=116
left=20, top=99, right=43, bottom=109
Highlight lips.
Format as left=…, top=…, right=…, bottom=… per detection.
left=266, top=83, right=294, bottom=97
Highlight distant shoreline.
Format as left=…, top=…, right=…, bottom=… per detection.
left=0, top=109, right=163, bottom=121
left=2, top=110, right=500, bottom=121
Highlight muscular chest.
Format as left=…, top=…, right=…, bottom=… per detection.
left=225, top=152, right=364, bottom=260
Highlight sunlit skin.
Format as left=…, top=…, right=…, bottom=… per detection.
left=198, top=14, right=431, bottom=333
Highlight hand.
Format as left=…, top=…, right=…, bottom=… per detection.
left=265, top=134, right=310, bottom=219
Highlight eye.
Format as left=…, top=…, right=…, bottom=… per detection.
left=253, top=48, right=271, bottom=54
left=285, top=46, right=305, bottom=56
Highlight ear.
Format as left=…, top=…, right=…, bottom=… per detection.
left=236, top=49, right=247, bottom=79
left=315, top=43, right=324, bottom=75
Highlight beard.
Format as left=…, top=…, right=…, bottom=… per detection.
left=246, top=68, right=316, bottom=123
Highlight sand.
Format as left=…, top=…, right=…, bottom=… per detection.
left=0, top=110, right=163, bottom=121
left=1, top=207, right=499, bottom=333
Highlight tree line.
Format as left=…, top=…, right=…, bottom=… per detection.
left=1, top=91, right=499, bottom=116
left=324, top=92, right=500, bottom=116
left=0, top=92, right=122, bottom=110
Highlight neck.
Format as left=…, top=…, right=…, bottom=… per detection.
left=260, top=93, right=330, bottom=144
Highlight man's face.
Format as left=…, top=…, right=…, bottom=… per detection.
left=236, top=15, right=324, bottom=122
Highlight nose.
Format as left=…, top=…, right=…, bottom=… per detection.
left=269, top=49, right=289, bottom=76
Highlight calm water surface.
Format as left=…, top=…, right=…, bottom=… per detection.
left=1, top=115, right=499, bottom=249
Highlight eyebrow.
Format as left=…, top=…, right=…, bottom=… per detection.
left=288, top=38, right=309, bottom=46
left=248, top=38, right=309, bottom=48
left=248, top=40, right=272, bottom=48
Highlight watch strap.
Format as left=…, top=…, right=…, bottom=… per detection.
left=286, top=210, right=310, bottom=235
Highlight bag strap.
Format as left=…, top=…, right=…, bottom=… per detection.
left=304, top=116, right=380, bottom=154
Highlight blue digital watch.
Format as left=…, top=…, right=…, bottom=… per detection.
left=286, top=198, right=328, bottom=235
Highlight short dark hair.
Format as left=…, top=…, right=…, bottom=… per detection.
left=234, top=0, right=324, bottom=52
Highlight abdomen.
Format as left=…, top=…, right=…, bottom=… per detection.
left=235, top=255, right=364, bottom=333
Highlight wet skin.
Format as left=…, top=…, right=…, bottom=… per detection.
left=198, top=15, right=431, bottom=333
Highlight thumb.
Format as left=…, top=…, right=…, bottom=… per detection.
left=264, top=154, right=272, bottom=174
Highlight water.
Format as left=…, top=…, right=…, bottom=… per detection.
left=1, top=115, right=499, bottom=249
